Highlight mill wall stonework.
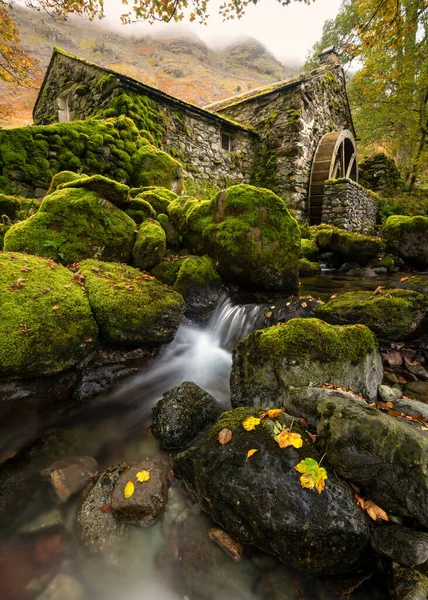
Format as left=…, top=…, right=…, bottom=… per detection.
left=322, top=179, right=378, bottom=233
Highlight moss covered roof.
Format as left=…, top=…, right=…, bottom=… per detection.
left=34, top=48, right=258, bottom=135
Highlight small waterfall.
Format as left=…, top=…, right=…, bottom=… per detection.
left=111, top=294, right=261, bottom=407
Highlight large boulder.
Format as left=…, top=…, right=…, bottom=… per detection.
left=131, top=145, right=184, bottom=193
left=314, top=289, right=428, bottom=341
left=79, top=259, right=185, bottom=345
left=4, top=179, right=136, bottom=265
left=168, top=184, right=300, bottom=292
left=382, top=215, right=428, bottom=268
left=174, top=407, right=371, bottom=575
left=0, top=252, right=98, bottom=378
left=134, top=187, right=178, bottom=216
left=132, top=218, right=166, bottom=270
left=317, top=394, right=428, bottom=527
left=315, top=225, right=385, bottom=264
left=152, top=381, right=222, bottom=450
left=371, top=525, right=428, bottom=567
left=393, top=568, right=428, bottom=600
left=231, top=318, right=382, bottom=405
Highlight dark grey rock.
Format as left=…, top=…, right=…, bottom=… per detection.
left=371, top=525, right=428, bottom=566
left=152, top=381, right=222, bottom=450
left=41, top=455, right=98, bottom=503
left=393, top=567, right=428, bottom=600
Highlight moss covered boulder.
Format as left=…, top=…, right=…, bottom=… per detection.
left=314, top=289, right=428, bottom=340
left=124, top=199, right=156, bottom=224
left=47, top=171, right=89, bottom=195
left=79, top=259, right=185, bottom=345
left=132, top=218, right=166, bottom=270
left=156, top=213, right=181, bottom=249
left=174, top=407, right=371, bottom=575
left=300, top=238, right=319, bottom=260
left=382, top=215, right=428, bottom=267
left=394, top=275, right=428, bottom=295
left=131, top=145, right=184, bottom=193
left=169, top=184, right=300, bottom=292
left=298, top=258, right=321, bottom=276
left=135, top=188, right=178, bottom=216
left=4, top=186, right=136, bottom=265
left=231, top=318, right=382, bottom=405
left=0, top=252, right=98, bottom=378
left=58, top=174, right=130, bottom=207
left=315, top=225, right=385, bottom=264
left=317, top=394, right=428, bottom=527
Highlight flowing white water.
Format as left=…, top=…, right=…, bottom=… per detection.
left=112, top=294, right=261, bottom=407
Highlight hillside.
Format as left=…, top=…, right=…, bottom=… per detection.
left=1, top=5, right=298, bottom=128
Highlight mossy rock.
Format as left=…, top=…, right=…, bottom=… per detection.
left=47, top=171, right=89, bottom=195
left=382, top=215, right=428, bottom=268
left=4, top=187, right=136, bottom=265
left=79, top=259, right=185, bottom=345
left=0, top=224, right=10, bottom=249
left=156, top=213, right=181, bottom=249
left=314, top=289, right=428, bottom=341
left=299, top=258, right=321, bottom=276
left=393, top=568, right=428, bottom=599
left=0, top=252, right=98, bottom=378
left=132, top=218, right=166, bottom=270
left=151, top=257, right=186, bottom=286
left=394, top=276, right=428, bottom=295
left=173, top=255, right=220, bottom=298
left=59, top=174, right=130, bottom=207
left=367, top=255, right=395, bottom=271
left=169, top=184, right=300, bottom=292
left=231, top=318, right=382, bottom=405
left=315, top=225, right=385, bottom=264
left=299, top=238, right=318, bottom=260
left=0, top=194, right=39, bottom=223
left=131, top=146, right=184, bottom=193
left=124, top=199, right=156, bottom=224
left=0, top=193, right=21, bottom=220
left=174, top=407, right=371, bottom=575
left=135, top=188, right=178, bottom=216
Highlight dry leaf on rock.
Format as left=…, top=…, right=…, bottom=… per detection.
left=355, top=495, right=389, bottom=521
left=275, top=429, right=303, bottom=449
left=218, top=428, right=233, bottom=445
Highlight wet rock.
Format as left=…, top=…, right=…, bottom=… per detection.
left=404, top=381, right=428, bottom=403
left=175, top=408, right=371, bottom=576
left=338, top=261, right=360, bottom=273
left=76, top=463, right=129, bottom=559
left=111, top=460, right=170, bottom=525
left=314, top=288, right=428, bottom=341
left=403, top=356, right=428, bottom=380
left=35, top=573, right=84, bottom=600
left=383, top=215, right=428, bottom=268
left=382, top=349, right=403, bottom=367
left=254, top=296, right=323, bottom=329
left=378, top=384, right=402, bottom=403
left=317, top=395, right=428, bottom=527
left=346, top=267, right=378, bottom=278
left=315, top=225, right=385, bottom=264
left=152, top=381, right=222, bottom=450
left=298, top=258, right=321, bottom=276
left=392, top=567, right=428, bottom=600
left=393, top=397, right=428, bottom=420
left=394, top=275, right=428, bottom=295
left=371, top=525, right=428, bottom=566
left=41, top=456, right=98, bottom=503
left=231, top=318, right=382, bottom=405
left=18, top=508, right=62, bottom=535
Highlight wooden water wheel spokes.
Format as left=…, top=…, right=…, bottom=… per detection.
left=309, top=130, right=358, bottom=225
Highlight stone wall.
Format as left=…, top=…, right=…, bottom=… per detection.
left=322, top=179, right=378, bottom=233
left=214, top=64, right=353, bottom=221
left=32, top=50, right=257, bottom=193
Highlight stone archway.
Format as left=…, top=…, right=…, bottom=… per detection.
left=309, top=130, right=358, bottom=224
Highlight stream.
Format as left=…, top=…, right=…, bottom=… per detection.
left=0, top=273, right=407, bottom=600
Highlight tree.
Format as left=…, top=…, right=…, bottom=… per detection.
left=305, top=0, right=428, bottom=192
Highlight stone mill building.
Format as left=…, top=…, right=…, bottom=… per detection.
left=26, top=46, right=378, bottom=229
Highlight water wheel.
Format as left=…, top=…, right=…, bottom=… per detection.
left=309, top=130, right=358, bottom=225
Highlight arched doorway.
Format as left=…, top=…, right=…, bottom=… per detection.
left=309, top=130, right=358, bottom=225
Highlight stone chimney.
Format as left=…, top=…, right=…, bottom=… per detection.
left=318, top=46, right=340, bottom=66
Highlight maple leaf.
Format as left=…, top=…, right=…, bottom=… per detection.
left=136, top=470, right=150, bottom=483
left=123, top=480, right=135, bottom=498
left=275, top=429, right=303, bottom=449
left=355, top=495, right=389, bottom=521
left=295, top=458, right=327, bottom=493
left=246, top=449, right=258, bottom=461
left=259, top=408, right=285, bottom=419
left=242, top=416, right=261, bottom=431
left=218, top=428, right=233, bottom=445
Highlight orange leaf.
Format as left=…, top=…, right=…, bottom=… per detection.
left=275, top=429, right=303, bottom=449
left=218, top=428, right=233, bottom=445
left=246, top=449, right=258, bottom=461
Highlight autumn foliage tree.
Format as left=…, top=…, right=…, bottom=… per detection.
left=306, top=0, right=428, bottom=192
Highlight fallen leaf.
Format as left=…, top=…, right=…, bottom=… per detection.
left=265, top=311, right=272, bottom=318
left=123, top=480, right=135, bottom=498
left=295, top=458, right=327, bottom=494
left=301, top=302, right=307, bottom=308
left=100, top=503, right=112, bottom=513
left=400, top=276, right=408, bottom=282
left=85, top=338, right=93, bottom=343
left=246, top=449, right=258, bottom=461
left=52, top=305, right=60, bottom=311
left=64, top=284, right=72, bottom=290
left=259, top=408, right=285, bottom=419
left=330, top=294, right=337, bottom=299
left=306, top=431, right=317, bottom=443
left=209, top=528, right=243, bottom=561
left=275, top=429, right=303, bottom=449
left=20, top=267, right=31, bottom=272
left=218, top=428, right=233, bottom=445
left=388, top=409, right=402, bottom=418
left=136, top=470, right=150, bottom=483
left=242, top=416, right=261, bottom=431
left=18, top=323, right=29, bottom=332
left=355, top=495, right=389, bottom=521
left=373, top=286, right=384, bottom=295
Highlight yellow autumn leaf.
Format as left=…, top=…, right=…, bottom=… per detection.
left=275, top=429, right=303, bottom=449
left=136, top=470, right=150, bottom=483
left=246, top=449, right=258, bottom=461
left=266, top=408, right=285, bottom=419
left=295, top=458, right=327, bottom=494
left=123, top=480, right=135, bottom=498
left=242, top=416, right=261, bottom=431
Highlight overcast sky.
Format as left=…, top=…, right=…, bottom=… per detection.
left=99, top=0, right=343, bottom=63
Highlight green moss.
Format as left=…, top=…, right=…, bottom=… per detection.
left=241, top=318, right=377, bottom=365
left=132, top=218, right=166, bottom=270
left=315, top=225, right=385, bottom=262
left=95, top=73, right=116, bottom=93
left=167, top=195, right=201, bottom=234
left=131, top=145, right=183, bottom=192
left=173, top=255, right=220, bottom=298
left=59, top=174, right=130, bottom=206
left=124, top=198, right=156, bottom=224
left=0, top=223, right=10, bottom=248
left=47, top=171, right=89, bottom=195
left=4, top=187, right=136, bottom=265
left=0, top=252, right=98, bottom=377
left=151, top=257, right=186, bottom=286
left=367, top=255, right=395, bottom=270
left=300, top=238, right=319, bottom=259
left=0, top=193, right=21, bottom=220
left=382, top=215, right=428, bottom=237
left=135, top=187, right=178, bottom=215
left=299, top=258, right=321, bottom=276
left=79, top=259, right=185, bottom=345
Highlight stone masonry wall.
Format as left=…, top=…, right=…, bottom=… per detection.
left=215, top=64, right=353, bottom=221
left=33, top=52, right=257, bottom=193
left=322, top=179, right=378, bottom=233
